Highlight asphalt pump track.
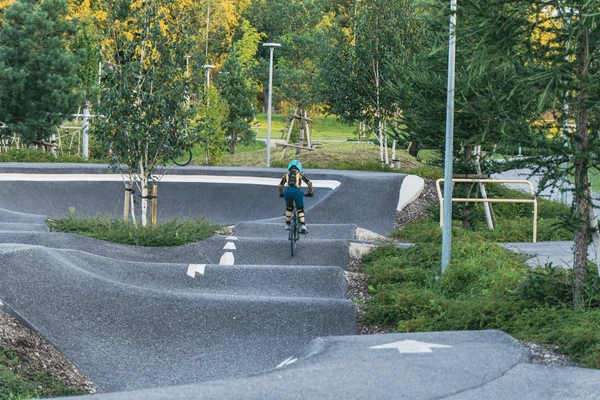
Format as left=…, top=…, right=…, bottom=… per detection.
left=0, top=164, right=599, bottom=399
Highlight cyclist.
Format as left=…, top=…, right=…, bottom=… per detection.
left=278, top=159, right=314, bottom=234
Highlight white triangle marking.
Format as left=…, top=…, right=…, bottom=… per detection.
left=220, top=252, right=235, bottom=265
left=186, top=264, right=206, bottom=278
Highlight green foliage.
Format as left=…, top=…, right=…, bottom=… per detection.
left=317, top=0, right=420, bottom=150
left=46, top=209, right=222, bottom=247
left=0, top=345, right=83, bottom=398
left=235, top=140, right=266, bottom=153
left=0, top=0, right=84, bottom=144
left=510, top=307, right=600, bottom=369
left=196, top=86, right=228, bottom=165
left=93, top=0, right=201, bottom=183
left=0, top=149, right=86, bottom=163
left=363, top=215, right=600, bottom=368
left=270, top=157, right=394, bottom=172
left=218, top=47, right=256, bottom=154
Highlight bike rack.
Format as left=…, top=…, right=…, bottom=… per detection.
left=436, top=178, right=538, bottom=243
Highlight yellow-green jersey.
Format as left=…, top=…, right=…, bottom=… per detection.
left=278, top=170, right=313, bottom=196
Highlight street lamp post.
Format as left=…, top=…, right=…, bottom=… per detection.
left=441, top=0, right=457, bottom=274
left=263, top=43, right=281, bottom=168
left=202, top=64, right=215, bottom=164
left=202, top=64, right=215, bottom=102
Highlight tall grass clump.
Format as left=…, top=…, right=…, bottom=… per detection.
left=47, top=208, right=222, bottom=247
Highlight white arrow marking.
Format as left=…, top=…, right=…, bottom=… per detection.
left=370, top=340, right=453, bottom=353
left=223, top=242, right=236, bottom=250
left=186, top=264, right=206, bottom=278
left=220, top=252, right=235, bottom=265
left=276, top=357, right=298, bottom=368
left=225, top=236, right=238, bottom=241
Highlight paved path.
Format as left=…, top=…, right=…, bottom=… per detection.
left=0, top=164, right=597, bottom=399
left=492, top=167, right=600, bottom=268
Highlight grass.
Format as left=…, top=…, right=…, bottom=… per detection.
left=0, top=347, right=84, bottom=399
left=362, top=189, right=600, bottom=368
left=217, top=140, right=443, bottom=178
left=46, top=208, right=222, bottom=247
left=253, top=113, right=358, bottom=141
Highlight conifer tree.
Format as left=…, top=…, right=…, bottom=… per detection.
left=0, top=0, right=83, bottom=145
left=218, top=48, right=255, bottom=154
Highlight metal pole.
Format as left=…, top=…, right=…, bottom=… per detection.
left=82, top=104, right=90, bottom=159
left=202, top=64, right=214, bottom=164
left=202, top=65, right=214, bottom=105
left=441, top=0, right=457, bottom=274
left=266, top=47, right=274, bottom=167
left=263, top=43, right=280, bottom=168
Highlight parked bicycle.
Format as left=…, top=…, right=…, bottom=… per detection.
left=172, top=147, right=193, bottom=166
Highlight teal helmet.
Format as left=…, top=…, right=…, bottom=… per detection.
left=287, top=159, right=303, bottom=173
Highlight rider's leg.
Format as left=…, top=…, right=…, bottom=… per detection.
left=297, top=206, right=308, bottom=233
left=283, top=190, right=294, bottom=229
left=292, top=188, right=308, bottom=233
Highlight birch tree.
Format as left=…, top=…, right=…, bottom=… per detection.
left=318, top=0, right=420, bottom=163
left=92, top=0, right=200, bottom=226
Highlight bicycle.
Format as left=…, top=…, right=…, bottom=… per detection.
left=172, top=147, right=193, bottom=166
left=287, top=192, right=312, bottom=257
left=289, top=207, right=300, bottom=256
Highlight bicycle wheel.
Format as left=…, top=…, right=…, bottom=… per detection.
left=173, top=148, right=193, bottom=166
left=290, top=212, right=298, bottom=256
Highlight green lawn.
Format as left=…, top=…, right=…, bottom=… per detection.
left=252, top=113, right=358, bottom=141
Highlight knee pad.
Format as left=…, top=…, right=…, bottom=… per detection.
left=297, top=207, right=305, bottom=222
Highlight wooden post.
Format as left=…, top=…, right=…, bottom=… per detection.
left=282, top=109, right=297, bottom=158
left=151, top=185, right=158, bottom=228
left=304, top=110, right=312, bottom=148
left=124, top=184, right=132, bottom=222
left=475, top=145, right=495, bottom=229
left=296, top=108, right=305, bottom=155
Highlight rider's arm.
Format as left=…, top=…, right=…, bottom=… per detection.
left=278, top=174, right=287, bottom=196
left=302, top=174, right=313, bottom=194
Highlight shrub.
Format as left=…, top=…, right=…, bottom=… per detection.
left=47, top=209, right=222, bottom=247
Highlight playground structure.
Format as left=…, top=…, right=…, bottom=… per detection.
left=0, top=104, right=93, bottom=157
left=275, top=109, right=318, bottom=157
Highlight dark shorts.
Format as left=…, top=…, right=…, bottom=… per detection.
left=283, top=186, right=304, bottom=209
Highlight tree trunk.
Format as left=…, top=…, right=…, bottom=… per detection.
left=572, top=108, right=590, bottom=308
left=296, top=106, right=305, bottom=155
left=262, top=87, right=268, bottom=113
left=230, top=132, right=237, bottom=154
left=572, top=11, right=592, bottom=308
left=141, top=178, right=149, bottom=227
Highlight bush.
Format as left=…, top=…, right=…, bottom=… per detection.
left=361, top=214, right=600, bottom=369
left=47, top=209, right=222, bottom=247
left=0, top=148, right=108, bottom=163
